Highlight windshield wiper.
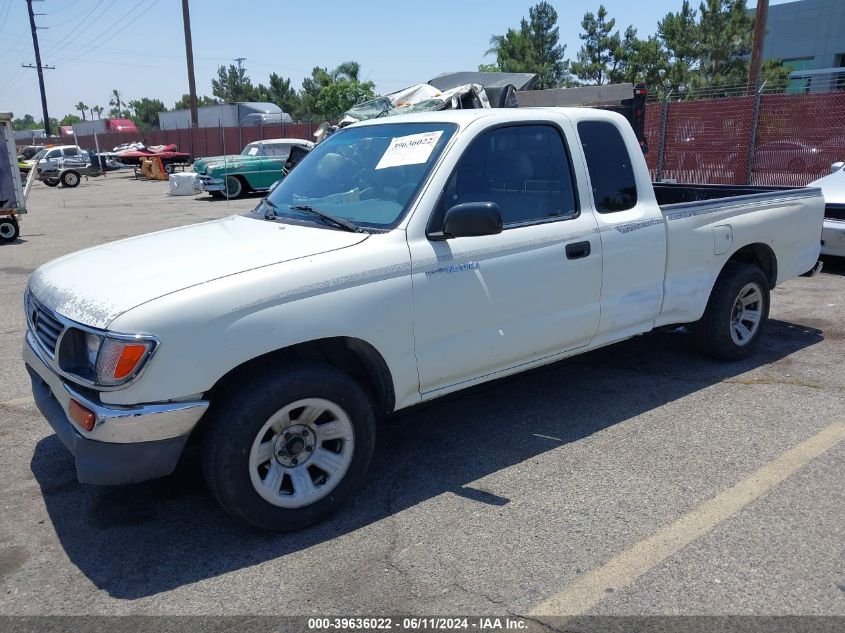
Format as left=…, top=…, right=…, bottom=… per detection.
left=289, top=205, right=365, bottom=233
left=261, top=197, right=279, bottom=220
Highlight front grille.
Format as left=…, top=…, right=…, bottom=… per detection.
left=28, top=296, right=65, bottom=356
left=825, top=204, right=845, bottom=222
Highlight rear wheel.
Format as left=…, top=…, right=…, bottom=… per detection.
left=43, top=178, right=59, bottom=187
left=0, top=218, right=19, bottom=242
left=693, top=262, right=770, bottom=360
left=60, top=170, right=81, bottom=188
left=201, top=363, right=376, bottom=531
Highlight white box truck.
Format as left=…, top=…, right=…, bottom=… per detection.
left=158, top=102, right=293, bottom=130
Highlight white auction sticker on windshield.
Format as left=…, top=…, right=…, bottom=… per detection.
left=375, top=131, right=443, bottom=170
left=247, top=147, right=259, bottom=156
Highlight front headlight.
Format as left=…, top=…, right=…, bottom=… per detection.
left=95, top=337, right=155, bottom=386
left=59, top=329, right=157, bottom=388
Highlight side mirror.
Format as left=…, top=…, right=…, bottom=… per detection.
left=831, top=161, right=844, bottom=174
left=440, top=202, right=503, bottom=239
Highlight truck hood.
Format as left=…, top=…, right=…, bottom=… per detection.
left=28, top=216, right=368, bottom=329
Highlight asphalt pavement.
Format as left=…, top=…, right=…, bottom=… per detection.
left=0, top=174, right=843, bottom=620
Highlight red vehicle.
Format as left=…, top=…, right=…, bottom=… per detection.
left=115, top=143, right=192, bottom=172
left=106, top=118, right=138, bottom=133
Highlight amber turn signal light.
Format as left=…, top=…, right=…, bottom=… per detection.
left=69, top=399, right=96, bottom=432
left=114, top=344, right=149, bottom=380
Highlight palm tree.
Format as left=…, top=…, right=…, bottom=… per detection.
left=75, top=102, right=88, bottom=121
left=91, top=105, right=104, bottom=119
left=109, top=89, right=125, bottom=118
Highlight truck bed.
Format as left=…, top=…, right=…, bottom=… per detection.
left=653, top=182, right=798, bottom=206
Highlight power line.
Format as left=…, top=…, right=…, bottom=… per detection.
left=53, top=0, right=160, bottom=66
left=40, top=0, right=108, bottom=59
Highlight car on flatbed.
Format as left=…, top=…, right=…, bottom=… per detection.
left=193, top=138, right=314, bottom=198
left=23, top=108, right=824, bottom=531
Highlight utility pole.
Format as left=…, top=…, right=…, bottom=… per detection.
left=234, top=57, right=246, bottom=72
left=24, top=0, right=54, bottom=136
left=748, top=0, right=769, bottom=94
left=181, top=0, right=198, bottom=127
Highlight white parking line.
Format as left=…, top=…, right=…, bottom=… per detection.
left=529, top=420, right=845, bottom=616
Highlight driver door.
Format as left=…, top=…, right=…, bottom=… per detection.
left=408, top=123, right=603, bottom=396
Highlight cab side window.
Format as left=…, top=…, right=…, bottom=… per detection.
left=577, top=120, right=637, bottom=213
left=45, top=150, right=61, bottom=159
left=439, top=125, right=578, bottom=229
left=64, top=147, right=79, bottom=157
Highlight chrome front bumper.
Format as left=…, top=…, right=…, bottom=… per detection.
left=821, top=220, right=845, bottom=258
left=23, top=331, right=209, bottom=444
left=24, top=331, right=210, bottom=485
left=193, top=174, right=224, bottom=192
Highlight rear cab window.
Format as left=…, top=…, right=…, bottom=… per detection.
left=577, top=120, right=637, bottom=213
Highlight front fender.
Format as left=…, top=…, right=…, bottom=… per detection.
left=101, top=232, right=421, bottom=411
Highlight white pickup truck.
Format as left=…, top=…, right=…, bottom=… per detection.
left=23, top=108, right=824, bottom=530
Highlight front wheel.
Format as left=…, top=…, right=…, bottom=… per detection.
left=223, top=175, right=244, bottom=198
left=693, top=262, right=770, bottom=360
left=201, top=363, right=376, bottom=531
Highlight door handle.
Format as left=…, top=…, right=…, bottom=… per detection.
left=565, top=240, right=591, bottom=260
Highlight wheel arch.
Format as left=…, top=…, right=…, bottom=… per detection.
left=722, top=242, right=778, bottom=289
left=205, top=336, right=396, bottom=416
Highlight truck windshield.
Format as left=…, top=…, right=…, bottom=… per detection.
left=261, top=122, right=456, bottom=230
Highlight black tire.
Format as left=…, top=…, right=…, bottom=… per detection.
left=60, top=170, right=81, bottom=188
left=43, top=178, right=59, bottom=187
left=164, top=162, right=175, bottom=175
left=693, top=262, right=770, bottom=361
left=0, top=218, right=19, bottom=242
left=223, top=175, right=245, bottom=198
left=201, top=363, right=376, bottom=531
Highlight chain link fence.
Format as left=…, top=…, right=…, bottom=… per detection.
left=646, top=80, right=845, bottom=186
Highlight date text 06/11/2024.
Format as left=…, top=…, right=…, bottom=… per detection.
left=306, top=616, right=529, bottom=631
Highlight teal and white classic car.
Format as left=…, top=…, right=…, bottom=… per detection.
left=193, top=138, right=314, bottom=198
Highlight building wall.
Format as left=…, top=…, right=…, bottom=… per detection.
left=762, top=0, right=845, bottom=69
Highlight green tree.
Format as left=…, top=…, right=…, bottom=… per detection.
left=696, top=0, right=752, bottom=87
left=75, top=102, right=88, bottom=121
left=60, top=114, right=82, bottom=126
left=109, top=89, right=127, bottom=118
left=12, top=114, right=38, bottom=130
left=128, top=97, right=166, bottom=128
left=299, top=62, right=371, bottom=118
left=314, top=79, right=375, bottom=119
left=173, top=94, right=219, bottom=109
left=477, top=63, right=499, bottom=72
left=619, top=28, right=669, bottom=88
left=486, top=2, right=569, bottom=89
left=254, top=73, right=302, bottom=117
left=657, top=0, right=699, bottom=93
left=571, top=5, right=625, bottom=85
left=211, top=64, right=255, bottom=102
left=91, top=105, right=104, bottom=119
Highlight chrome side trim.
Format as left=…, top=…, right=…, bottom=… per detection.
left=662, top=187, right=823, bottom=221
left=24, top=331, right=208, bottom=444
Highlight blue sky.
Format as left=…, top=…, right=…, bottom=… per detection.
left=1, top=0, right=784, bottom=121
